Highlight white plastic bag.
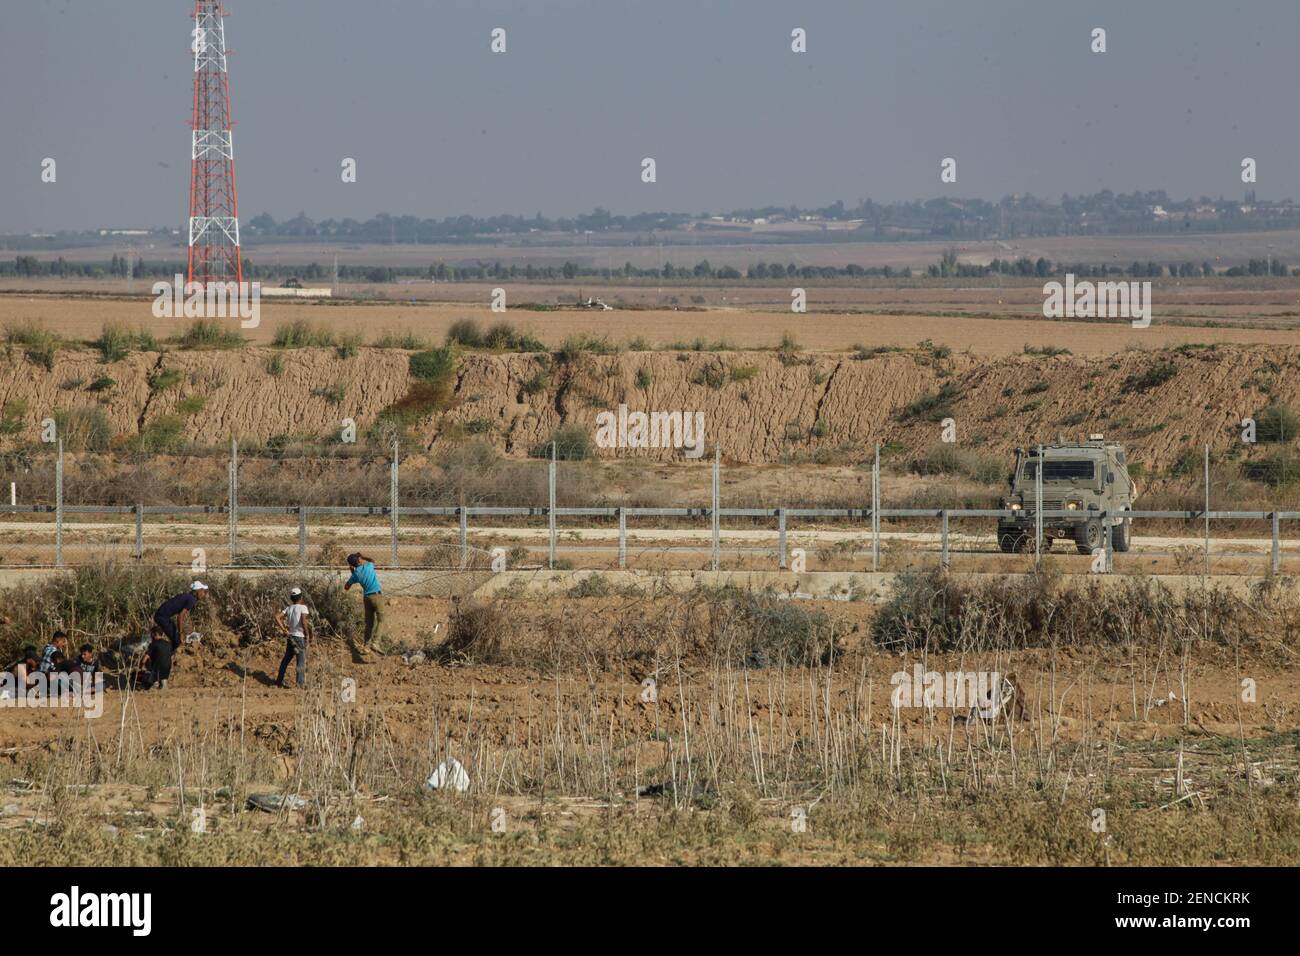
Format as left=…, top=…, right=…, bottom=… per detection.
left=425, top=758, right=470, bottom=792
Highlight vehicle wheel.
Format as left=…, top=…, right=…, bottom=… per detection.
left=1113, top=515, right=1131, bottom=553
left=1074, top=520, right=1103, bottom=555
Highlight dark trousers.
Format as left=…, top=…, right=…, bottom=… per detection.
left=277, top=635, right=306, bottom=688
left=141, top=643, right=172, bottom=689
left=154, top=614, right=180, bottom=651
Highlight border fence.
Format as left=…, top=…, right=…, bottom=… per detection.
left=0, top=440, right=1296, bottom=576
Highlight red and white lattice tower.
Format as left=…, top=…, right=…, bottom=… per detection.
left=186, top=1, right=243, bottom=287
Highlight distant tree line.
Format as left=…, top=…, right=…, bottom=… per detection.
left=0, top=252, right=1292, bottom=283
left=230, top=189, right=1300, bottom=244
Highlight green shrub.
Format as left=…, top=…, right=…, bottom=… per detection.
left=1122, top=361, right=1178, bottom=393
left=272, top=320, right=335, bottom=348
left=311, top=383, right=346, bottom=404
left=93, top=324, right=132, bottom=361
left=88, top=375, right=115, bottom=393
left=409, top=347, right=456, bottom=383
left=852, top=344, right=902, bottom=361
left=95, top=325, right=155, bottom=361
left=150, top=368, right=183, bottom=391
left=484, top=322, right=544, bottom=351
left=53, top=407, right=113, bottom=452
left=635, top=368, right=652, bottom=390
left=0, top=400, right=28, bottom=436
left=335, top=334, right=362, bottom=359
left=1254, top=404, right=1300, bottom=443
left=691, top=365, right=726, bottom=389
left=6, top=322, right=60, bottom=369
left=373, top=348, right=458, bottom=435
left=557, top=334, right=617, bottom=362
left=177, top=396, right=207, bottom=416
left=134, top=415, right=186, bottom=452
left=911, top=444, right=1004, bottom=484
left=174, top=319, right=244, bottom=350
left=776, top=333, right=805, bottom=366
left=0, top=562, right=190, bottom=658
left=373, top=331, right=429, bottom=349
left=1244, top=449, right=1300, bottom=487
left=535, top=425, right=592, bottom=460
left=446, top=319, right=484, bottom=348
left=901, top=383, right=962, bottom=422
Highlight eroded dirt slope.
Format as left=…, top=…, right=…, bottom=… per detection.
left=1, top=344, right=1294, bottom=470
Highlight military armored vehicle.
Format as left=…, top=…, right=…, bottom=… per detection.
left=998, top=436, right=1136, bottom=554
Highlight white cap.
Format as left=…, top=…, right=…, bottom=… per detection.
left=289, top=587, right=303, bottom=597
left=191, top=581, right=209, bottom=591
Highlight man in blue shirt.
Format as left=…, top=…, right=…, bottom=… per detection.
left=344, top=553, right=384, bottom=659
left=154, top=581, right=208, bottom=652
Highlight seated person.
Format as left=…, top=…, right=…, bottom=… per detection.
left=39, top=631, right=69, bottom=674
left=5, top=647, right=39, bottom=696
left=136, top=626, right=173, bottom=691
left=74, top=644, right=99, bottom=677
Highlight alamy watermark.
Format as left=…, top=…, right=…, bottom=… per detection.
left=595, top=404, right=705, bottom=459
left=891, top=664, right=1009, bottom=719
left=151, top=274, right=261, bottom=328
left=1043, top=274, right=1151, bottom=328
left=0, top=671, right=105, bottom=719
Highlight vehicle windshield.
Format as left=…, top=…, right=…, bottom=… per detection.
left=1023, top=459, right=1096, bottom=481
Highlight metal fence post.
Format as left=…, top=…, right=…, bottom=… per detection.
left=871, top=444, right=880, bottom=572
left=941, top=510, right=949, bottom=570
left=777, top=507, right=787, bottom=569
left=1104, top=509, right=1113, bottom=573
left=711, top=446, right=720, bottom=572
left=55, top=438, right=63, bottom=568
left=548, top=442, right=557, bottom=569
left=1203, top=444, right=1211, bottom=576
left=135, top=503, right=144, bottom=561
left=228, top=439, right=238, bottom=566
left=298, top=506, right=307, bottom=567
left=1272, top=510, right=1281, bottom=575
left=618, top=506, right=627, bottom=569
left=390, top=438, right=400, bottom=567
left=458, top=506, right=468, bottom=569
left=1035, top=443, right=1043, bottom=566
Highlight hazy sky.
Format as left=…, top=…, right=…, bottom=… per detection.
left=1, top=0, right=1296, bottom=232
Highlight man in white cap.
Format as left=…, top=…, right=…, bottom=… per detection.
left=153, top=581, right=208, bottom=653
left=275, top=587, right=312, bottom=689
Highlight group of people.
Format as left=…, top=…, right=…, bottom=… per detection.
left=6, top=553, right=385, bottom=694
left=9, top=631, right=101, bottom=686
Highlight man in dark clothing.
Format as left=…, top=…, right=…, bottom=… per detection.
left=10, top=646, right=39, bottom=692
left=75, top=644, right=99, bottom=677
left=154, top=581, right=208, bottom=651
left=138, top=626, right=173, bottom=690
